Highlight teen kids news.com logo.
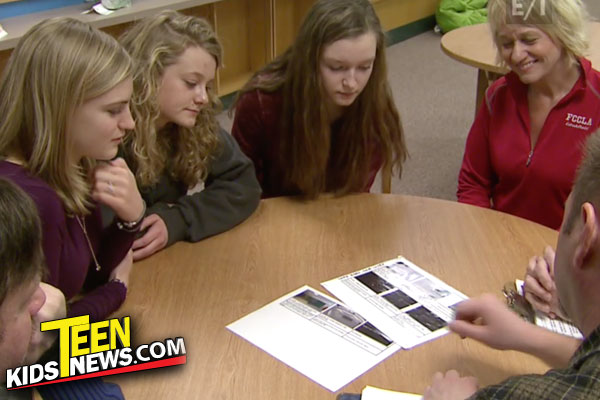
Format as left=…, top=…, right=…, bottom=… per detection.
left=6, top=315, right=186, bottom=390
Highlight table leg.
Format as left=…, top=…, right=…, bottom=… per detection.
left=381, top=163, right=392, bottom=194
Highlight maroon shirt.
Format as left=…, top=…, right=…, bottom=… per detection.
left=232, top=89, right=383, bottom=198
left=0, top=161, right=134, bottom=322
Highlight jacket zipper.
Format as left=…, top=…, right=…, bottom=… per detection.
left=526, top=149, right=534, bottom=166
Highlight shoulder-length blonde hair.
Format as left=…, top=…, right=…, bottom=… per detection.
left=119, top=10, right=221, bottom=188
left=234, top=0, right=407, bottom=198
left=0, top=17, right=132, bottom=215
left=488, top=0, right=590, bottom=66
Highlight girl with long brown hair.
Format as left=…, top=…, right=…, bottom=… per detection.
left=232, top=0, right=407, bottom=198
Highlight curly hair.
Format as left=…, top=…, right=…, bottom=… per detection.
left=0, top=17, right=132, bottom=214
left=119, top=10, right=222, bottom=188
left=233, top=0, right=407, bottom=198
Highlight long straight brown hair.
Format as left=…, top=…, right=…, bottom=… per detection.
left=234, top=0, right=407, bottom=198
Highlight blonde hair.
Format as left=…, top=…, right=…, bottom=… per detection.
left=488, top=0, right=590, bottom=65
left=120, top=10, right=221, bottom=188
left=234, top=0, right=407, bottom=198
left=0, top=17, right=132, bottom=215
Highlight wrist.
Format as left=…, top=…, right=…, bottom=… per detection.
left=116, top=199, right=146, bottom=232
left=109, top=277, right=128, bottom=290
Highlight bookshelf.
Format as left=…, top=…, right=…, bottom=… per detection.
left=0, top=0, right=438, bottom=95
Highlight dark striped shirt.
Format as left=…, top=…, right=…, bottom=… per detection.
left=471, top=324, right=600, bottom=399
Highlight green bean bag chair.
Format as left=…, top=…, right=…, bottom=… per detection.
left=436, top=0, right=488, bottom=33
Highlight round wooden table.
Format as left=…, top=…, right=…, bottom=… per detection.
left=441, top=22, right=600, bottom=116
left=111, top=194, right=558, bottom=399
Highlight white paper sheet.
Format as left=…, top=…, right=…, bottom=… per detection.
left=362, top=385, right=422, bottom=400
left=515, top=279, right=583, bottom=339
left=227, top=286, right=401, bottom=392
left=322, top=257, right=468, bottom=349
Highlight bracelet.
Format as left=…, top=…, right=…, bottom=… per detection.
left=116, top=199, right=146, bottom=232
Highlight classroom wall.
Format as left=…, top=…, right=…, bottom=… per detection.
left=0, top=0, right=439, bottom=95
left=373, top=0, right=438, bottom=32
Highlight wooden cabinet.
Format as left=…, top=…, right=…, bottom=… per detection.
left=214, top=0, right=272, bottom=95
left=0, top=0, right=438, bottom=95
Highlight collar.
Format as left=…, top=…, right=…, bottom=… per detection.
left=569, top=322, right=600, bottom=369
left=505, top=57, right=591, bottom=102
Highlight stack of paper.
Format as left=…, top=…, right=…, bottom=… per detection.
left=227, top=256, right=466, bottom=392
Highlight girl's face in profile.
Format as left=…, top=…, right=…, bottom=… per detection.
left=156, top=46, right=217, bottom=129
left=68, top=78, right=134, bottom=162
left=319, top=32, right=377, bottom=113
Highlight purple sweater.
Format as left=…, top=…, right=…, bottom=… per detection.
left=0, top=161, right=134, bottom=322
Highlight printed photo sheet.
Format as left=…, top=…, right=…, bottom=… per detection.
left=515, top=279, right=582, bottom=339
left=322, top=257, right=468, bottom=349
left=227, top=285, right=401, bottom=392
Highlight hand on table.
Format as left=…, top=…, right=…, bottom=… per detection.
left=423, top=370, right=478, bottom=400
left=91, top=158, right=144, bottom=222
left=449, top=294, right=531, bottom=351
left=132, top=214, right=168, bottom=261
left=26, top=283, right=66, bottom=364
left=524, top=246, right=564, bottom=319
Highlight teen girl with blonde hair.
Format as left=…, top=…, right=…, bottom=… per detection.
left=232, top=0, right=407, bottom=198
left=0, top=17, right=144, bottom=322
left=120, top=10, right=261, bottom=261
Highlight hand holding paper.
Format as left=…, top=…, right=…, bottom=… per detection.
left=524, top=246, right=563, bottom=318
left=449, top=294, right=531, bottom=351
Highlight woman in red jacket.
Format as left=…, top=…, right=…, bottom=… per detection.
left=457, top=0, right=600, bottom=230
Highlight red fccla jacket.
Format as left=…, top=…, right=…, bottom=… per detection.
left=457, top=58, right=600, bottom=230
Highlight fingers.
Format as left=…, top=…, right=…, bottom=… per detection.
left=132, top=216, right=168, bottom=261
left=91, top=160, right=144, bottom=221
left=139, top=214, right=157, bottom=232
left=109, top=157, right=128, bottom=168
left=544, top=246, right=556, bottom=276
left=524, top=291, right=551, bottom=314
left=424, top=370, right=479, bottom=400
left=453, top=294, right=500, bottom=322
left=448, top=319, right=488, bottom=343
left=132, top=241, right=161, bottom=261
left=523, top=273, right=552, bottom=303
left=528, top=255, right=555, bottom=292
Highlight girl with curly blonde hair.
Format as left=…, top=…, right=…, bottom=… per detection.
left=120, top=10, right=260, bottom=261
